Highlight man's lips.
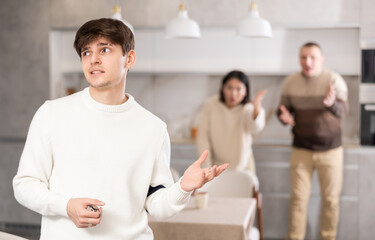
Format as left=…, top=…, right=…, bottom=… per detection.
left=89, top=69, right=105, bottom=74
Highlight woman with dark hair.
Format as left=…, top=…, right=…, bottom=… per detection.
left=197, top=70, right=266, bottom=174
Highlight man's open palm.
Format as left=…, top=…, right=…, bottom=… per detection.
left=180, top=150, right=228, bottom=192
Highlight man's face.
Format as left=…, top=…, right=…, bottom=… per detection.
left=222, top=77, right=247, bottom=108
left=80, top=37, right=134, bottom=89
left=299, top=46, right=324, bottom=78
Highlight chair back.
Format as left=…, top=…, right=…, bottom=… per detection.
left=199, top=169, right=259, bottom=198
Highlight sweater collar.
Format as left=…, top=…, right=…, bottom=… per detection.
left=301, top=68, right=324, bottom=80
left=82, top=87, right=135, bottom=113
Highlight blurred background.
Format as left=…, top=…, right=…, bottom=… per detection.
left=1, top=0, right=375, bottom=239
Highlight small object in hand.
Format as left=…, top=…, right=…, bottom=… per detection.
left=87, top=204, right=99, bottom=212
left=87, top=204, right=101, bottom=217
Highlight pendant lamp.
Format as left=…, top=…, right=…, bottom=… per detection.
left=166, top=3, right=201, bottom=39
left=112, top=4, right=135, bottom=34
left=237, top=1, right=272, bottom=38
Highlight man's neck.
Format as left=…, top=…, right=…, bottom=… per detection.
left=89, top=85, right=128, bottom=105
left=302, top=68, right=323, bottom=79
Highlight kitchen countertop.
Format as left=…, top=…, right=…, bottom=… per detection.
left=171, top=138, right=364, bottom=150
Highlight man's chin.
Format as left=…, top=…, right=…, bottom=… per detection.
left=89, top=82, right=111, bottom=89
left=302, top=71, right=314, bottom=78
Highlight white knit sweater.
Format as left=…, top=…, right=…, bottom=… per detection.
left=13, top=87, right=191, bottom=240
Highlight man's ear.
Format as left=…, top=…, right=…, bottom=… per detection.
left=125, top=50, right=136, bottom=69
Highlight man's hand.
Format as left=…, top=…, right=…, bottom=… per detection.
left=279, top=105, right=295, bottom=126
left=323, top=84, right=336, bottom=107
left=252, top=89, right=267, bottom=119
left=67, top=198, right=105, bottom=228
left=180, top=150, right=229, bottom=192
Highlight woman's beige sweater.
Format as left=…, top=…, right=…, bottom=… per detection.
left=197, top=95, right=265, bottom=173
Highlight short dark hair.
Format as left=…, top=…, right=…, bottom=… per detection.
left=74, top=18, right=134, bottom=57
left=301, top=42, right=322, bottom=51
left=219, top=70, right=250, bottom=105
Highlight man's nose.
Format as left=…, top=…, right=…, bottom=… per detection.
left=90, top=52, right=101, bottom=65
left=306, top=57, right=312, bottom=66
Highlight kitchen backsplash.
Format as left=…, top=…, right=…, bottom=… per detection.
left=63, top=73, right=360, bottom=146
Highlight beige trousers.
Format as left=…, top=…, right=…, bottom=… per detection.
left=287, top=146, right=343, bottom=240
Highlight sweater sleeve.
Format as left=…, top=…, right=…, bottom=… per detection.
left=244, top=104, right=266, bottom=134
left=326, top=99, right=348, bottom=118
left=326, top=73, right=349, bottom=118
left=277, top=76, right=294, bottom=124
left=196, top=101, right=212, bottom=168
left=145, top=130, right=191, bottom=220
left=13, top=102, right=70, bottom=217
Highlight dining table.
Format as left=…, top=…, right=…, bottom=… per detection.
left=148, top=197, right=256, bottom=240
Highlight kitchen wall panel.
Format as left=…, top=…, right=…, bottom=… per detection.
left=0, top=0, right=49, bottom=225
left=360, top=0, right=375, bottom=44
left=0, top=0, right=50, bottom=138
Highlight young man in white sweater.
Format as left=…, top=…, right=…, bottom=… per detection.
left=13, top=18, right=228, bottom=240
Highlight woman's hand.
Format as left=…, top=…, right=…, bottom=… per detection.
left=252, top=89, right=267, bottom=119
left=180, top=150, right=229, bottom=192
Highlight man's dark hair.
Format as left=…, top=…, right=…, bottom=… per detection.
left=301, top=42, right=322, bottom=51
left=219, top=70, right=250, bottom=105
left=74, top=18, right=134, bottom=57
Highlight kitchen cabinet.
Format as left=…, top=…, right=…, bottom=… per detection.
left=253, top=145, right=360, bottom=240
left=49, top=26, right=360, bottom=99
left=170, top=143, right=375, bottom=240
left=360, top=0, right=375, bottom=47
left=0, top=142, right=41, bottom=224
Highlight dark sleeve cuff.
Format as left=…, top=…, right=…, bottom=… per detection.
left=147, top=185, right=166, bottom=197
left=326, top=99, right=348, bottom=118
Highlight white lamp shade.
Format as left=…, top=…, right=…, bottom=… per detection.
left=166, top=9, right=201, bottom=39
left=111, top=6, right=135, bottom=34
left=237, top=4, right=272, bottom=38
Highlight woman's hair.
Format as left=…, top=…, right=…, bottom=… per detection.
left=219, top=70, right=250, bottom=105
left=74, top=18, right=134, bottom=58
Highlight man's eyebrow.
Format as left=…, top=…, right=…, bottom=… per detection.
left=81, top=42, right=113, bottom=53
left=98, top=42, right=112, bottom=46
left=81, top=46, right=90, bottom=53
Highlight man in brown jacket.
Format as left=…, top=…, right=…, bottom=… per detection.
left=277, top=42, right=348, bottom=240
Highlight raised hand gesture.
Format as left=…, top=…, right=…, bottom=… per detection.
left=252, top=89, right=267, bottom=119
left=279, top=105, right=295, bottom=126
left=323, top=84, right=336, bottom=107
left=180, top=150, right=228, bottom=192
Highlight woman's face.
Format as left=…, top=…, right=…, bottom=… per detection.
left=223, top=77, right=247, bottom=108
